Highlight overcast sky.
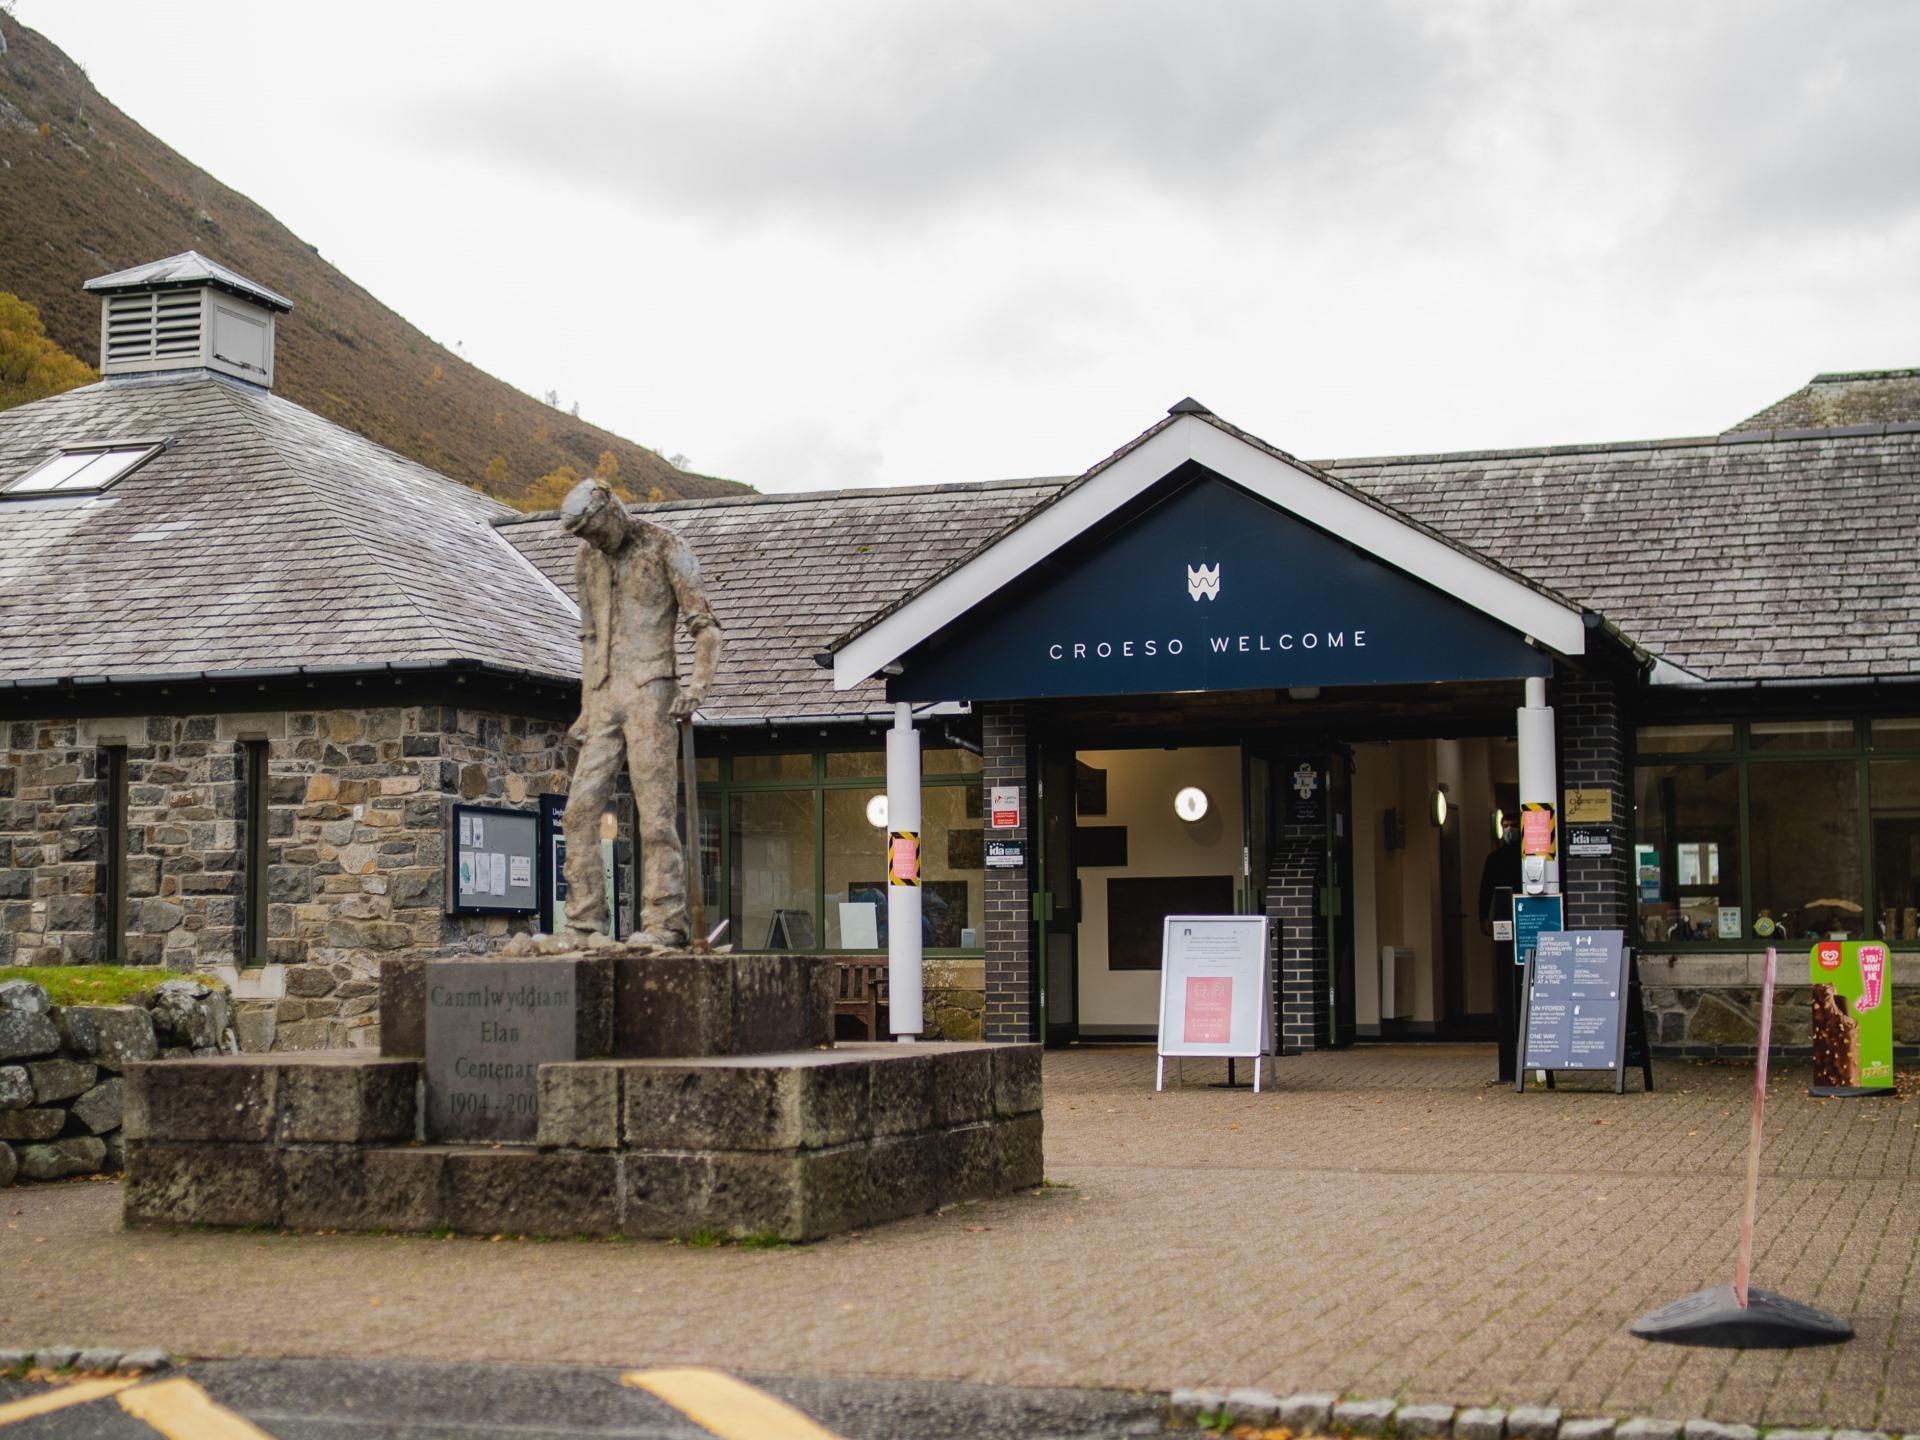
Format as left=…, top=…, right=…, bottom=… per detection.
left=16, top=1, right=1920, bottom=492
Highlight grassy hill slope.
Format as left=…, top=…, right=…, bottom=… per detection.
left=0, top=15, right=742, bottom=503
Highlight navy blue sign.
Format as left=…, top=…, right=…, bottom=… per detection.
left=888, top=467, right=1552, bottom=702
left=1522, top=929, right=1627, bottom=1071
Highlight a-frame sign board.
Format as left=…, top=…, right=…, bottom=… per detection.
left=1516, top=929, right=1654, bottom=1094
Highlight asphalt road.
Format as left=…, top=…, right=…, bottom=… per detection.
left=0, top=1358, right=1170, bottom=1439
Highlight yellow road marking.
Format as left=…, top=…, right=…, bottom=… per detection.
left=622, top=1367, right=845, bottom=1440
left=0, top=1377, right=136, bottom=1426
left=116, top=1376, right=279, bottom=1440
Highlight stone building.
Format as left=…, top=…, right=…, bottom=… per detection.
left=5, top=253, right=1920, bottom=1060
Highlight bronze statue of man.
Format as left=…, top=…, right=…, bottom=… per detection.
left=558, top=479, right=722, bottom=947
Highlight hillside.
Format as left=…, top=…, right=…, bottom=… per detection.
left=0, top=15, right=742, bottom=504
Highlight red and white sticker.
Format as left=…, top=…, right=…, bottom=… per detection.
left=1817, top=942, right=1843, bottom=971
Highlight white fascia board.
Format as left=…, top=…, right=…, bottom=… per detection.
left=833, top=415, right=1585, bottom=690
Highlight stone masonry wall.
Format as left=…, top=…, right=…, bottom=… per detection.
left=0, top=705, right=629, bottom=1055
left=0, top=722, right=108, bottom=967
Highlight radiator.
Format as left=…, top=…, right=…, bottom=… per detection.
left=1379, top=947, right=1416, bottom=1020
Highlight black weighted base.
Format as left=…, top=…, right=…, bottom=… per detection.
left=1631, top=1284, right=1852, bottom=1348
left=1809, top=1084, right=1895, bottom=1099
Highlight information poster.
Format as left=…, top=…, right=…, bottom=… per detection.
left=1809, top=941, right=1894, bottom=1093
left=1156, top=914, right=1271, bottom=1061
left=1522, top=930, right=1626, bottom=1072
left=1511, top=893, right=1564, bottom=966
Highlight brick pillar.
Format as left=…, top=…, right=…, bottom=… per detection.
left=1267, top=825, right=1326, bottom=1053
left=1556, top=672, right=1631, bottom=931
left=981, top=702, right=1033, bottom=1042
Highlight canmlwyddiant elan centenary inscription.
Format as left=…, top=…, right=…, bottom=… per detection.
left=425, top=961, right=580, bottom=1141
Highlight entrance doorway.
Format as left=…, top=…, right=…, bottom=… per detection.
left=1048, top=744, right=1246, bottom=1039
left=1347, top=737, right=1517, bottom=1039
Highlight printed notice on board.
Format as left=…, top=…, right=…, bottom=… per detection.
left=489, top=853, right=507, bottom=896
left=1156, top=915, right=1270, bottom=1059
left=509, top=854, right=531, bottom=889
left=459, top=815, right=473, bottom=848
left=1183, top=976, right=1233, bottom=1044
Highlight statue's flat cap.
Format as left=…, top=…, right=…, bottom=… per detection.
left=560, top=479, right=612, bottom=533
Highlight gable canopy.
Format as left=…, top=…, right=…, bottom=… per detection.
left=832, top=406, right=1588, bottom=704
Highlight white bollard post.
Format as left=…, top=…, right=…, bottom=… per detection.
left=1516, top=675, right=1559, bottom=895
left=886, top=702, right=923, bottom=1040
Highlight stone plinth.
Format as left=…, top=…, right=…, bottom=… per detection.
left=122, top=1042, right=1043, bottom=1241
left=381, top=951, right=830, bottom=1061
left=612, top=952, right=832, bottom=1057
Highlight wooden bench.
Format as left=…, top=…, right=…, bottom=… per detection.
left=833, top=959, right=889, bottom=1041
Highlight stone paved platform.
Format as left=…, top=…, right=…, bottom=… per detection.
left=4, top=1046, right=1917, bottom=1429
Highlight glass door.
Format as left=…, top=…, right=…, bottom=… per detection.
left=1038, top=745, right=1079, bottom=1045
left=1326, top=746, right=1357, bottom=1047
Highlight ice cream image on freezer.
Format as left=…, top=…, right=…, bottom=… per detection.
left=1810, top=983, right=1860, bottom=1088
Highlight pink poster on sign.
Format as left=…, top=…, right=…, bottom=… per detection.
left=1183, top=976, right=1233, bottom=1044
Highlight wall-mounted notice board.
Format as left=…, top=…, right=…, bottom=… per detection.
left=447, top=803, right=539, bottom=916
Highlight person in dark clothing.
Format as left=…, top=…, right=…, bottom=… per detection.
left=1478, top=822, right=1522, bottom=936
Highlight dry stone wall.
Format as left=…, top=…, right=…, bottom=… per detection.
left=0, top=976, right=232, bottom=1186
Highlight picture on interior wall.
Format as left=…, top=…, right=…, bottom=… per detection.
left=1106, top=874, right=1235, bottom=969
left=1076, top=762, right=1109, bottom=816
left=1075, top=825, right=1129, bottom=868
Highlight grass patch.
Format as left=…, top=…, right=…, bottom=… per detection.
left=736, top=1231, right=793, bottom=1251
left=680, top=1227, right=726, bottom=1248
left=0, top=964, right=222, bottom=1007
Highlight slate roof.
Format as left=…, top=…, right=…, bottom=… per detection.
left=0, top=373, right=578, bottom=685
left=1732, top=369, right=1920, bottom=434
left=9, top=363, right=1920, bottom=718
left=1321, top=428, right=1920, bottom=683
left=495, top=479, right=1069, bottom=720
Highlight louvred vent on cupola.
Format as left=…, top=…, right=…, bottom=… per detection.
left=104, top=289, right=203, bottom=366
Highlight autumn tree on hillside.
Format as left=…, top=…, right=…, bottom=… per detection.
left=0, top=291, right=96, bottom=411
left=516, top=464, right=580, bottom=513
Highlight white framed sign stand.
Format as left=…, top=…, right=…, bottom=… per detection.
left=1154, top=914, right=1274, bottom=1092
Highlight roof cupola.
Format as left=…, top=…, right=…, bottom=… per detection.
left=83, top=251, right=293, bottom=387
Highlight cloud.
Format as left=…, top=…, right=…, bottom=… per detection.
left=399, top=1, right=1465, bottom=226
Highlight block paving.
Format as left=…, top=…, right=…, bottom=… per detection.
left=2, top=1045, right=1916, bottom=1430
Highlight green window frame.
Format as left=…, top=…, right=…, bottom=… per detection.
left=100, top=744, right=129, bottom=963
left=1633, top=716, right=1920, bottom=950
left=695, top=743, right=986, bottom=957
left=242, top=740, right=270, bottom=966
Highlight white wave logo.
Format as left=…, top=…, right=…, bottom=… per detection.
left=1187, top=563, right=1221, bottom=602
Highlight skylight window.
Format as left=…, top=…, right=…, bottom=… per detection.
left=5, top=443, right=161, bottom=497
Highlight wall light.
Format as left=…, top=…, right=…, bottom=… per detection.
left=1174, top=786, right=1210, bottom=822
left=1431, top=786, right=1450, bottom=827
left=1491, top=806, right=1507, bottom=843
left=866, top=794, right=889, bottom=829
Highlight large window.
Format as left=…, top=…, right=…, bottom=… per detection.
left=1635, top=718, right=1920, bottom=947
left=702, top=744, right=984, bottom=954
